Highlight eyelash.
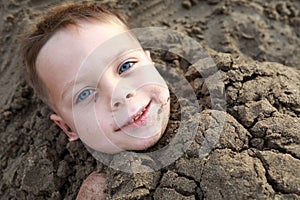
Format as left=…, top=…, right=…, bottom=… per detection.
left=118, top=60, right=137, bottom=74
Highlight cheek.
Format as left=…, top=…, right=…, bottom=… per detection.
left=72, top=105, right=105, bottom=132
left=148, top=85, right=170, bottom=103
left=93, top=105, right=115, bottom=131
left=74, top=110, right=113, bottom=144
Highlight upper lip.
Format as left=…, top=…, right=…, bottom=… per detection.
left=115, top=101, right=151, bottom=131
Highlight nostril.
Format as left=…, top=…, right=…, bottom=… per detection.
left=113, top=92, right=134, bottom=108
left=114, top=102, right=121, bottom=107
left=126, top=93, right=134, bottom=99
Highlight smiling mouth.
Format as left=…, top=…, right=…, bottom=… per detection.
left=115, top=100, right=152, bottom=132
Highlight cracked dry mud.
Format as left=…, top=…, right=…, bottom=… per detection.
left=104, top=52, right=300, bottom=200
left=0, top=0, right=299, bottom=199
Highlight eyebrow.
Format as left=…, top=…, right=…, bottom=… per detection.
left=60, top=47, right=143, bottom=102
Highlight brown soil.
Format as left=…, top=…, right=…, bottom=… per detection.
left=1, top=0, right=299, bottom=199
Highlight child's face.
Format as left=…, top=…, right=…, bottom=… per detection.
left=36, top=21, right=170, bottom=153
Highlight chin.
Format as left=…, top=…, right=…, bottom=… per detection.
left=132, top=130, right=165, bottom=151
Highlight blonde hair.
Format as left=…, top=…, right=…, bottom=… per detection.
left=21, top=2, right=128, bottom=108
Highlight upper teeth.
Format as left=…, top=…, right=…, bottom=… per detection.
left=127, top=107, right=146, bottom=125
left=117, top=104, right=149, bottom=130
left=134, top=111, right=144, bottom=121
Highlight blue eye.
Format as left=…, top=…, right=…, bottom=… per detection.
left=77, top=89, right=95, bottom=102
left=119, top=61, right=135, bottom=74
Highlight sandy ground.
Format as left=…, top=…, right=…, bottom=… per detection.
left=0, top=0, right=299, bottom=199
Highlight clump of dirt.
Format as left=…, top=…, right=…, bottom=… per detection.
left=0, top=0, right=299, bottom=199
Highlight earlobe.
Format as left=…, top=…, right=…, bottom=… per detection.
left=50, top=114, right=79, bottom=142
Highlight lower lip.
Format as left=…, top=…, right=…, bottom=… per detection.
left=117, top=101, right=151, bottom=132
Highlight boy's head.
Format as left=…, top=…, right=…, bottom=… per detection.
left=22, top=3, right=170, bottom=153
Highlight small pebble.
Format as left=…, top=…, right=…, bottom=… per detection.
left=192, top=27, right=202, bottom=34
left=182, top=0, right=192, bottom=10
left=3, top=111, right=12, bottom=118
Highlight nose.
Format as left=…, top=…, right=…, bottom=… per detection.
left=112, top=90, right=135, bottom=109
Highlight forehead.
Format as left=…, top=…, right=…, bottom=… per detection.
left=37, top=21, right=136, bottom=71
left=36, top=21, right=141, bottom=104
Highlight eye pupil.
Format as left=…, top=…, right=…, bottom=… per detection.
left=81, top=90, right=89, bottom=98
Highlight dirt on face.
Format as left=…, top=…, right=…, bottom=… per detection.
left=0, top=0, right=299, bottom=199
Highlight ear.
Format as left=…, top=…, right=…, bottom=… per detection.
left=144, top=50, right=153, bottom=62
left=50, top=114, right=79, bottom=142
